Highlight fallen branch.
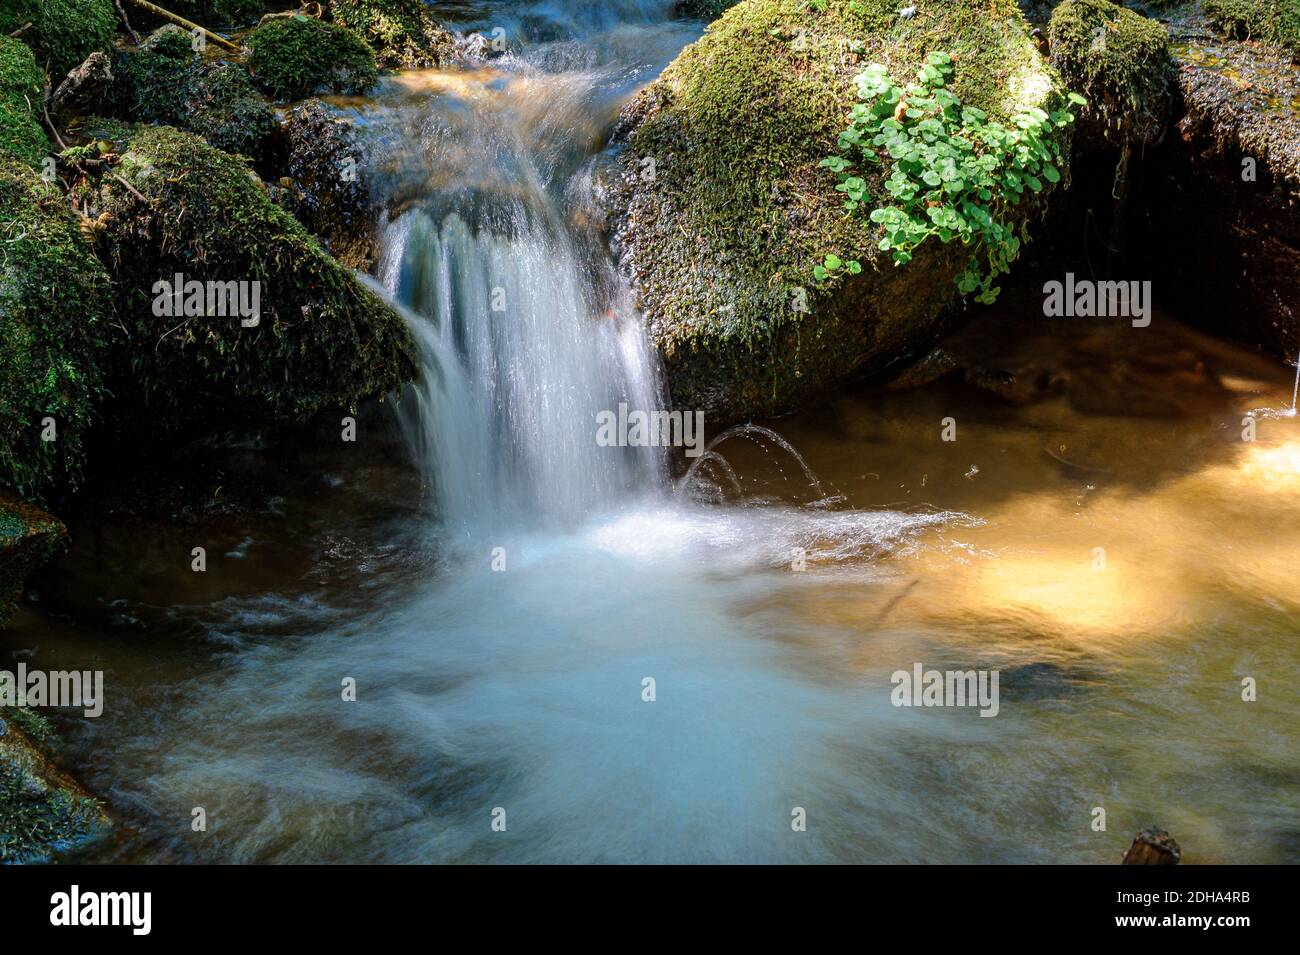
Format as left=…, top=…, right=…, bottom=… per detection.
left=7, top=22, right=32, bottom=38
left=120, top=0, right=240, bottom=52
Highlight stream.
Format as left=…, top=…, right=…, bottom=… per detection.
left=5, top=0, right=1300, bottom=864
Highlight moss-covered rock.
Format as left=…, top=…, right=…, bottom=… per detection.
left=1049, top=0, right=1175, bottom=147
left=0, top=0, right=116, bottom=82
left=246, top=16, right=378, bottom=100
left=0, top=37, right=50, bottom=167
left=0, top=155, right=110, bottom=498
left=281, top=100, right=379, bottom=268
left=164, top=0, right=276, bottom=27
left=1204, top=0, right=1300, bottom=61
left=327, top=0, right=457, bottom=68
left=0, top=708, right=106, bottom=863
left=611, top=0, right=1067, bottom=422
left=113, top=27, right=276, bottom=163
left=0, top=490, right=65, bottom=619
left=93, top=125, right=415, bottom=436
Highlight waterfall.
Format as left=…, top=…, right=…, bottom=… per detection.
left=379, top=164, right=665, bottom=539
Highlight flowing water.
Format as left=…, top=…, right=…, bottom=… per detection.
left=6, top=0, right=1300, bottom=864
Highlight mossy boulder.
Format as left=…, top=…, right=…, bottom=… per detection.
left=0, top=37, right=50, bottom=167
left=1, top=155, right=111, bottom=498
left=113, top=27, right=276, bottom=163
left=1049, top=0, right=1175, bottom=147
left=1204, top=0, right=1300, bottom=61
left=246, top=16, right=378, bottom=100
left=93, top=125, right=416, bottom=436
left=0, top=0, right=116, bottom=82
left=0, top=708, right=106, bottom=863
left=327, top=0, right=457, bottom=68
left=0, top=490, right=65, bottom=619
left=611, top=0, right=1067, bottom=422
left=281, top=100, right=379, bottom=268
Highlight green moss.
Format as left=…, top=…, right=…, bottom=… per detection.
left=164, top=0, right=276, bottom=27
left=327, top=0, right=456, bottom=68
left=0, top=37, right=50, bottom=167
left=113, top=28, right=276, bottom=162
left=0, top=716, right=105, bottom=864
left=0, top=0, right=115, bottom=81
left=1204, top=0, right=1300, bottom=60
left=96, top=126, right=416, bottom=436
left=0, top=491, right=65, bottom=620
left=247, top=16, right=378, bottom=100
left=0, top=155, right=110, bottom=499
left=617, top=0, right=1063, bottom=420
left=1049, top=0, right=1175, bottom=144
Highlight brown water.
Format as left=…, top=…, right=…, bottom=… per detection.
left=7, top=305, right=1299, bottom=864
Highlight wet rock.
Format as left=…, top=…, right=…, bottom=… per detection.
left=1122, top=826, right=1181, bottom=864
left=280, top=99, right=379, bottom=269
left=0, top=37, right=52, bottom=167
left=326, top=0, right=458, bottom=69
left=0, top=490, right=67, bottom=621
left=0, top=709, right=107, bottom=863
left=1148, top=37, right=1300, bottom=356
left=0, top=0, right=115, bottom=83
left=112, top=27, right=277, bottom=165
left=246, top=15, right=378, bottom=101
left=92, top=125, right=416, bottom=438
left=610, top=0, right=1070, bottom=423
left=1204, top=0, right=1300, bottom=62
left=1049, top=0, right=1176, bottom=149
left=0, top=154, right=111, bottom=497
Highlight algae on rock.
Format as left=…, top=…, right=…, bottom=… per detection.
left=246, top=15, right=379, bottom=100
left=327, top=0, right=458, bottom=68
left=94, top=125, right=416, bottom=436
left=611, top=0, right=1068, bottom=422
left=1049, top=0, right=1176, bottom=147
left=0, top=37, right=52, bottom=168
left=0, top=155, right=111, bottom=499
left=0, top=0, right=116, bottom=82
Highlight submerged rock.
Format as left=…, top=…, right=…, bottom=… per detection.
left=113, top=27, right=277, bottom=164
left=0, top=154, right=111, bottom=497
left=1049, top=0, right=1176, bottom=148
left=0, top=0, right=115, bottom=82
left=281, top=100, right=379, bottom=269
left=326, top=0, right=458, bottom=69
left=0, top=707, right=107, bottom=864
left=0, top=37, right=50, bottom=168
left=246, top=15, right=378, bottom=100
left=610, top=0, right=1070, bottom=422
left=92, top=125, right=416, bottom=437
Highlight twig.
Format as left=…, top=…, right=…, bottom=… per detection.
left=114, top=0, right=142, bottom=46
left=42, top=101, right=151, bottom=206
left=7, top=22, right=31, bottom=38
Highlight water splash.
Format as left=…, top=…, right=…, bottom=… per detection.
left=678, top=424, right=831, bottom=502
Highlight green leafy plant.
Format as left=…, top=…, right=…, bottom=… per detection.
left=818, top=51, right=1081, bottom=304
